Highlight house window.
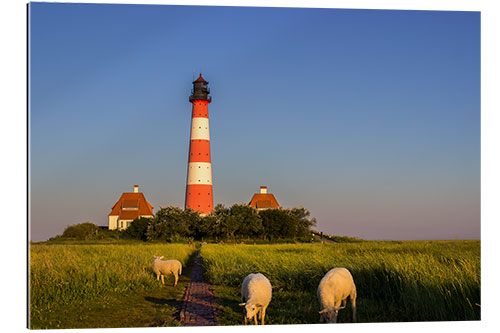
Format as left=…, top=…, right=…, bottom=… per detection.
left=120, top=221, right=123, bottom=228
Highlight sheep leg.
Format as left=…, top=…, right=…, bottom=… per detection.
left=351, top=290, right=357, bottom=322
left=156, top=274, right=160, bottom=281
left=351, top=298, right=357, bottom=322
left=330, top=301, right=341, bottom=323
left=244, top=316, right=248, bottom=325
left=161, top=275, right=165, bottom=285
left=260, top=307, right=266, bottom=325
left=254, top=313, right=258, bottom=325
left=174, top=274, right=178, bottom=287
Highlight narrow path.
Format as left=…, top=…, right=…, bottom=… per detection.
left=179, top=249, right=218, bottom=326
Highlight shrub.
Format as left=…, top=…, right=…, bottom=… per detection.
left=124, top=217, right=152, bottom=241
left=61, top=222, right=100, bottom=240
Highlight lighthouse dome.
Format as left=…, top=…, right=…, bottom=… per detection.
left=193, top=73, right=208, bottom=83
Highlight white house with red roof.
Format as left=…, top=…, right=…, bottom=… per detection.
left=108, top=185, right=154, bottom=230
left=248, top=186, right=281, bottom=211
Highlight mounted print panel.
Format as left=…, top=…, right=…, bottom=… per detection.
left=28, top=1, right=480, bottom=330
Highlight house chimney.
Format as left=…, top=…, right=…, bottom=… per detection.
left=133, top=185, right=139, bottom=193
left=260, top=186, right=267, bottom=194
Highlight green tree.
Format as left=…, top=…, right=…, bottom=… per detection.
left=209, top=204, right=240, bottom=240
left=138, top=204, right=316, bottom=241
left=146, top=206, right=200, bottom=241
left=259, top=208, right=316, bottom=239
left=259, top=209, right=287, bottom=240
left=182, top=208, right=202, bottom=238
left=230, top=204, right=263, bottom=238
left=146, top=217, right=169, bottom=241
left=289, top=207, right=317, bottom=236
left=206, top=204, right=229, bottom=240
left=124, top=217, right=152, bottom=241
left=196, top=214, right=217, bottom=240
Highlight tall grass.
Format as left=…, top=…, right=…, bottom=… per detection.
left=200, top=241, right=480, bottom=322
left=29, top=242, right=196, bottom=320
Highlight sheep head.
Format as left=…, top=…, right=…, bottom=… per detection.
left=319, top=307, right=342, bottom=323
left=239, top=302, right=261, bottom=320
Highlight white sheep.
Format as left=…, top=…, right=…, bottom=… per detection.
left=152, top=256, right=182, bottom=287
left=239, top=273, right=272, bottom=325
left=317, top=267, right=357, bottom=323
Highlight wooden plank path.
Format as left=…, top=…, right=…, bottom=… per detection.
left=179, top=249, right=218, bottom=326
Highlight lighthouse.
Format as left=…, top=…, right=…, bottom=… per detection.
left=185, top=74, right=213, bottom=214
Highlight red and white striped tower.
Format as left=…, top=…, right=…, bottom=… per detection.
left=185, top=74, right=213, bottom=214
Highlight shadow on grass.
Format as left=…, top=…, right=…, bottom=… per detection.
left=144, top=295, right=183, bottom=327
left=145, top=296, right=177, bottom=305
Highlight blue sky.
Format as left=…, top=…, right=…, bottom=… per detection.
left=29, top=2, right=480, bottom=241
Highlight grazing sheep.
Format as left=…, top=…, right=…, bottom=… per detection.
left=239, top=273, right=272, bottom=325
left=152, top=256, right=182, bottom=287
left=317, top=267, right=357, bottom=323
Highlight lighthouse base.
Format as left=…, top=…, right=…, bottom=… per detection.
left=185, top=184, right=213, bottom=214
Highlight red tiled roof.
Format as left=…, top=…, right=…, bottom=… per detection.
left=256, top=200, right=272, bottom=208
left=194, top=73, right=207, bottom=83
left=118, top=210, right=140, bottom=220
left=122, top=199, right=139, bottom=208
left=249, top=193, right=280, bottom=209
left=109, top=192, right=154, bottom=217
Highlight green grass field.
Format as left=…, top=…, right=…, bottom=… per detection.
left=29, top=241, right=197, bottom=329
left=29, top=239, right=480, bottom=328
left=200, top=241, right=480, bottom=324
